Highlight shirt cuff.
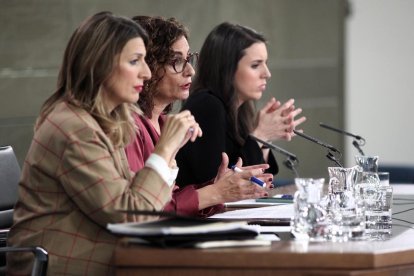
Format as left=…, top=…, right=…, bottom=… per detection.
left=169, top=167, right=179, bottom=185
left=145, top=154, right=177, bottom=187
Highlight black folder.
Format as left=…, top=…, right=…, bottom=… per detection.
left=108, top=214, right=259, bottom=248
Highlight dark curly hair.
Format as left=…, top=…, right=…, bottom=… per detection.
left=132, top=16, right=189, bottom=118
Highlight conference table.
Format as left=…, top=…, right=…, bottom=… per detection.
left=113, top=185, right=414, bottom=276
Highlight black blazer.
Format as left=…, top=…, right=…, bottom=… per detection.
left=176, top=90, right=278, bottom=187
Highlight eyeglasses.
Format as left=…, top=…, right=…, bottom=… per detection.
left=169, top=52, right=199, bottom=73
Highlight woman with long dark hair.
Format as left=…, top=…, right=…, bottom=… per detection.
left=176, top=22, right=306, bottom=187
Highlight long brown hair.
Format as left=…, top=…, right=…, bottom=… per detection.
left=36, top=11, right=148, bottom=147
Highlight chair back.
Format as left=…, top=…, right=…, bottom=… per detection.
left=0, top=146, right=20, bottom=229
left=379, top=164, right=414, bottom=184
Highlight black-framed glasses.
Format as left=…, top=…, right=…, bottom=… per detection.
left=169, top=52, right=199, bottom=73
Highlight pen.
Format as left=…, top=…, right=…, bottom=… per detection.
left=231, top=165, right=266, bottom=188
left=274, top=194, right=293, bottom=200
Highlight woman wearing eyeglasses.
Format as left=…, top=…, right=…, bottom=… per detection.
left=125, top=16, right=273, bottom=217
left=175, top=22, right=306, bottom=188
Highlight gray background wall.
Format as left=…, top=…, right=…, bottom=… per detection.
left=0, top=0, right=347, bottom=181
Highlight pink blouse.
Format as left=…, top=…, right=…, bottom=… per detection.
left=125, top=113, right=223, bottom=217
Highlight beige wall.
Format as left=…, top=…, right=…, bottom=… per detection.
left=346, top=0, right=414, bottom=168
left=0, top=0, right=346, bottom=180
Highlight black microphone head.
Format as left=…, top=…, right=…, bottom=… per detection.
left=328, top=146, right=341, bottom=154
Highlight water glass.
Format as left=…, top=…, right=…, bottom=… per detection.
left=291, top=178, right=328, bottom=241
left=378, top=172, right=390, bottom=186
left=369, top=172, right=393, bottom=240
left=356, top=171, right=393, bottom=240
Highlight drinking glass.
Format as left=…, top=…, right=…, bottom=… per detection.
left=291, top=178, right=328, bottom=241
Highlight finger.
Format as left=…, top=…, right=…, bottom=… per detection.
left=254, top=174, right=274, bottom=188
left=290, top=107, right=303, bottom=118
left=190, top=123, right=201, bottom=142
left=255, top=173, right=274, bottom=180
left=216, top=152, right=229, bottom=179
left=284, top=116, right=293, bottom=125
left=261, top=98, right=279, bottom=114
left=267, top=99, right=281, bottom=113
left=177, top=110, right=192, bottom=118
left=284, top=133, right=293, bottom=142
left=235, top=157, right=243, bottom=168
left=254, top=188, right=268, bottom=198
left=197, top=125, right=203, bottom=137
left=238, top=167, right=267, bottom=179
left=280, top=99, right=295, bottom=111
left=240, top=163, right=269, bottom=172
left=293, top=116, right=307, bottom=128
left=292, top=129, right=304, bottom=137
left=280, top=104, right=295, bottom=117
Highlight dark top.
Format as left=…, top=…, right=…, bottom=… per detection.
left=176, top=90, right=278, bottom=187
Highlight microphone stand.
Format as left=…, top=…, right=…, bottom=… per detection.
left=249, top=135, right=300, bottom=177
left=293, top=130, right=343, bottom=167
left=319, top=122, right=366, bottom=156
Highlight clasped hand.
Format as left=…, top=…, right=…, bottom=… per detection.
left=253, top=97, right=306, bottom=142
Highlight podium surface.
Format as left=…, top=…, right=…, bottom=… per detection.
left=114, top=189, right=414, bottom=276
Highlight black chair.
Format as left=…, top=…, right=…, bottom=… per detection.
left=379, top=164, right=414, bottom=184
left=0, top=146, right=20, bottom=253
left=0, top=247, right=48, bottom=276
left=0, top=146, right=48, bottom=276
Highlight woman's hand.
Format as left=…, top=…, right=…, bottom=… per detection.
left=197, top=158, right=273, bottom=209
left=252, top=97, right=306, bottom=142
left=154, top=110, right=202, bottom=166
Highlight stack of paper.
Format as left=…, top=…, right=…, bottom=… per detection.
left=107, top=217, right=264, bottom=248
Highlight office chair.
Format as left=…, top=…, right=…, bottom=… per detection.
left=0, top=146, right=48, bottom=276
left=0, top=146, right=20, bottom=245
left=0, top=247, right=48, bottom=276
left=379, top=164, right=414, bottom=184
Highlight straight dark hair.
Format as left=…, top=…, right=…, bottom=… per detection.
left=191, top=22, right=266, bottom=145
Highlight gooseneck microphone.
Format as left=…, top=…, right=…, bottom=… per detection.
left=319, top=122, right=365, bottom=156
left=293, top=130, right=343, bottom=167
left=352, top=141, right=365, bottom=156
left=249, top=135, right=300, bottom=177
left=319, top=123, right=364, bottom=141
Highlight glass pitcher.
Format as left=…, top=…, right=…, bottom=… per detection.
left=355, top=155, right=378, bottom=172
left=327, top=166, right=365, bottom=242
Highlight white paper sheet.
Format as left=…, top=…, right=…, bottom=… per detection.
left=224, top=199, right=286, bottom=208
left=392, top=184, right=414, bottom=195
left=210, top=204, right=294, bottom=220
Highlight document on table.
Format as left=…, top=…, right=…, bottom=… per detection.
left=393, top=184, right=414, bottom=195
left=225, top=195, right=293, bottom=208
left=210, top=204, right=294, bottom=220
left=224, top=199, right=285, bottom=208
left=193, top=234, right=279, bottom=249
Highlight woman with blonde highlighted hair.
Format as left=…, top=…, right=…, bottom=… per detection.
left=7, top=11, right=201, bottom=275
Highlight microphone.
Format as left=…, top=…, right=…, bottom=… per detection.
left=293, top=130, right=343, bottom=167
left=319, top=122, right=365, bottom=155
left=352, top=140, right=365, bottom=156
left=249, top=135, right=299, bottom=177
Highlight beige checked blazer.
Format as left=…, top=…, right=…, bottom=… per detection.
left=7, top=101, right=174, bottom=275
